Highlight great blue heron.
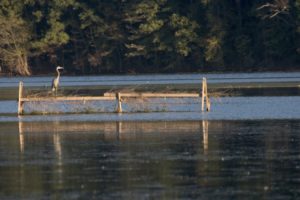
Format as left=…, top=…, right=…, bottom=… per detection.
left=52, top=66, right=64, bottom=94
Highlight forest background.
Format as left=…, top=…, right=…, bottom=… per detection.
left=0, top=0, right=299, bottom=75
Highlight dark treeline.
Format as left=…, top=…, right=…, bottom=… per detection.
left=0, top=0, right=299, bottom=75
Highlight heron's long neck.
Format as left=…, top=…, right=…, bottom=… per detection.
left=56, top=69, right=60, bottom=78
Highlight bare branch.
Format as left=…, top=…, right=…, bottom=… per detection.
left=257, top=0, right=289, bottom=20
left=0, top=16, right=31, bottom=75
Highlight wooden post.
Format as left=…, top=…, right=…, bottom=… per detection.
left=201, top=78, right=211, bottom=112
left=201, top=78, right=205, bottom=111
left=206, top=96, right=211, bottom=111
left=18, top=81, right=24, bottom=115
left=116, top=93, right=122, bottom=113
left=205, top=78, right=210, bottom=112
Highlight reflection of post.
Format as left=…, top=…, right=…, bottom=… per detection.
left=18, top=117, right=25, bottom=195
left=18, top=118, right=24, bottom=153
left=103, top=123, right=118, bottom=140
left=54, top=133, right=62, bottom=158
left=53, top=131, right=63, bottom=187
left=202, top=120, right=209, bottom=153
left=117, top=121, right=123, bottom=140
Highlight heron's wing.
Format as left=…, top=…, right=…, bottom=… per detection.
left=51, top=78, right=54, bottom=88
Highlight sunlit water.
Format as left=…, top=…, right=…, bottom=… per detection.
left=1, top=72, right=300, bottom=87
left=1, top=96, right=300, bottom=121
left=0, top=120, right=299, bottom=199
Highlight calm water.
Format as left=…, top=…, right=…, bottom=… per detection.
left=1, top=96, right=300, bottom=121
left=0, top=120, right=300, bottom=199
left=1, top=72, right=300, bottom=199
left=1, top=72, right=300, bottom=87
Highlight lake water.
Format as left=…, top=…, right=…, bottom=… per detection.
left=1, top=72, right=300, bottom=87
left=0, top=120, right=300, bottom=199
left=0, top=72, right=300, bottom=199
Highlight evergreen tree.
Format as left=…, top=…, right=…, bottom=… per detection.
left=124, top=0, right=200, bottom=72
left=0, top=0, right=299, bottom=75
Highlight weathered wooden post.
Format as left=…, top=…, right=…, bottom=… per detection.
left=201, top=78, right=210, bottom=112
left=116, top=93, right=122, bottom=113
left=18, top=81, right=24, bottom=115
left=201, top=78, right=205, bottom=111
left=205, top=78, right=211, bottom=112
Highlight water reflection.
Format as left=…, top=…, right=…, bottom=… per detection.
left=203, top=120, right=209, bottom=154
left=0, top=120, right=299, bottom=199
left=17, top=120, right=207, bottom=140
left=53, top=125, right=63, bottom=189
left=18, top=119, right=24, bottom=153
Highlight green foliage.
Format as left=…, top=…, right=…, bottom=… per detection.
left=124, top=0, right=167, bottom=57
left=205, top=37, right=222, bottom=62
left=0, top=0, right=299, bottom=75
left=170, top=14, right=199, bottom=56
left=295, top=0, right=300, bottom=54
left=256, top=0, right=298, bottom=67
left=124, top=0, right=200, bottom=72
left=26, top=0, right=74, bottom=53
left=202, top=0, right=228, bottom=67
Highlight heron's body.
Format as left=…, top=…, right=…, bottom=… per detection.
left=51, top=76, right=60, bottom=92
left=51, top=66, right=63, bottom=93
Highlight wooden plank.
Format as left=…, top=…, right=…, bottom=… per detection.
left=104, top=93, right=117, bottom=97
left=21, top=96, right=116, bottom=102
left=104, top=92, right=200, bottom=98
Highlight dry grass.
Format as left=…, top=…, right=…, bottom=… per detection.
left=20, top=84, right=234, bottom=114
left=25, top=88, right=81, bottom=98
left=208, top=88, right=234, bottom=98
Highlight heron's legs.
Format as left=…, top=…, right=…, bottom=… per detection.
left=53, top=88, right=57, bottom=97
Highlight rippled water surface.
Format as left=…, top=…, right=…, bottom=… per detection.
left=0, top=120, right=300, bottom=199
left=1, top=73, right=300, bottom=199
left=1, top=72, right=300, bottom=87
left=1, top=96, right=300, bottom=121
